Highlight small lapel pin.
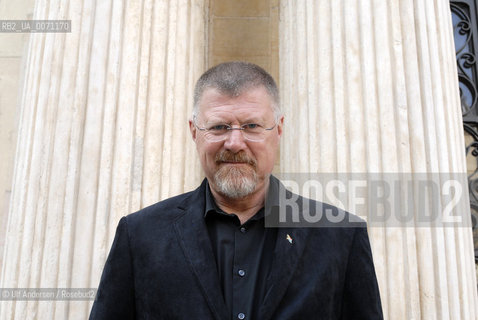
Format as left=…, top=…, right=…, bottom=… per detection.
left=286, top=234, right=293, bottom=244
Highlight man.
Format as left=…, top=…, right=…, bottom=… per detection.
left=89, top=62, right=383, bottom=319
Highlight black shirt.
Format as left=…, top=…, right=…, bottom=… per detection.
left=204, top=183, right=277, bottom=320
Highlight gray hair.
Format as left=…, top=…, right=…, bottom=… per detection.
left=192, top=61, right=281, bottom=121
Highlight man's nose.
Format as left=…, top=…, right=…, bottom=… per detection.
left=223, top=128, right=247, bottom=152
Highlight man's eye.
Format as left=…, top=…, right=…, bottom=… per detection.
left=244, top=123, right=261, bottom=130
left=209, top=125, right=228, bottom=131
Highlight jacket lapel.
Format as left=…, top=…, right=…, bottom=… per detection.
left=260, top=227, right=310, bottom=320
left=173, top=177, right=311, bottom=320
left=173, top=181, right=229, bottom=320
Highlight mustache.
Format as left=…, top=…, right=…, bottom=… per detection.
left=215, top=151, right=256, bottom=168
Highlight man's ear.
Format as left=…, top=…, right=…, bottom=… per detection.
left=189, top=120, right=197, bottom=141
left=276, top=116, right=284, bottom=138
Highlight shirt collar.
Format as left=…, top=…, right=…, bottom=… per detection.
left=204, top=176, right=282, bottom=220
left=204, top=181, right=267, bottom=221
left=204, top=181, right=223, bottom=218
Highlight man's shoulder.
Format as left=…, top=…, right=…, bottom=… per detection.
left=132, top=191, right=192, bottom=216
left=268, top=176, right=367, bottom=229
left=123, top=180, right=207, bottom=227
left=297, top=197, right=368, bottom=234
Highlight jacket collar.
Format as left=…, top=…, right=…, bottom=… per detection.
left=173, top=179, right=229, bottom=320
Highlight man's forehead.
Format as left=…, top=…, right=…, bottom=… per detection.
left=197, top=87, right=274, bottom=118
left=199, top=86, right=271, bottom=106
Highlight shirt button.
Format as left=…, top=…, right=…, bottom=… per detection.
left=238, top=313, right=245, bottom=319
left=240, top=227, right=246, bottom=233
left=238, top=269, right=246, bottom=277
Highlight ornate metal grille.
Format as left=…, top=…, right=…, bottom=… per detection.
left=451, top=0, right=478, bottom=262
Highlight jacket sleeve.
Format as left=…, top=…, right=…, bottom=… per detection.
left=89, top=217, right=136, bottom=320
left=341, top=226, right=383, bottom=319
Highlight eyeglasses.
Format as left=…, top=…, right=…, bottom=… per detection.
left=193, top=116, right=277, bottom=142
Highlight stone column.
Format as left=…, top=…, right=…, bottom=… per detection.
left=280, top=0, right=478, bottom=319
left=0, top=0, right=205, bottom=319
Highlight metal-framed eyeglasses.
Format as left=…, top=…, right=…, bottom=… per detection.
left=193, top=116, right=277, bottom=142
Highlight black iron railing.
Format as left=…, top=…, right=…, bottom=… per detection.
left=451, top=0, right=478, bottom=262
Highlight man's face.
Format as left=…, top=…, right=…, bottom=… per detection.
left=190, top=86, right=283, bottom=199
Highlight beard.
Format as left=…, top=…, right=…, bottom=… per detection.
left=213, top=150, right=258, bottom=199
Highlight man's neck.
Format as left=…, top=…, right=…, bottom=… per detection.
left=209, top=180, right=269, bottom=225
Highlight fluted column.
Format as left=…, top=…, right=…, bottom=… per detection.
left=280, top=0, right=478, bottom=319
left=0, top=0, right=205, bottom=319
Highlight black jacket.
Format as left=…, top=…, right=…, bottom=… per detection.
left=90, top=177, right=383, bottom=320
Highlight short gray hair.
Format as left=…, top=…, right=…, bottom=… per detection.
left=192, top=61, right=281, bottom=121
